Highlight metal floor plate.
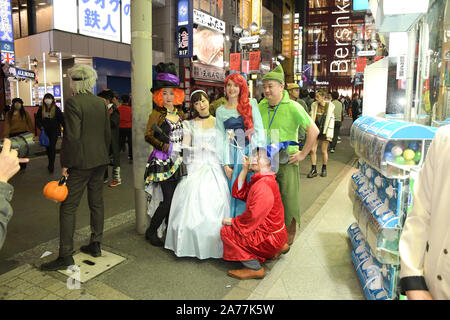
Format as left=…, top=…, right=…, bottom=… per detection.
left=58, top=250, right=126, bottom=283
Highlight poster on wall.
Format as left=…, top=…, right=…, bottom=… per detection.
left=193, top=27, right=224, bottom=68
left=78, top=0, right=121, bottom=42
left=249, top=51, right=260, bottom=71
left=230, top=53, right=241, bottom=72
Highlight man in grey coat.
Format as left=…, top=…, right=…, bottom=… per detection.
left=41, top=64, right=111, bottom=271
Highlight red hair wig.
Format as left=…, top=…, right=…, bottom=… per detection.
left=152, top=88, right=185, bottom=107
left=225, top=73, right=254, bottom=136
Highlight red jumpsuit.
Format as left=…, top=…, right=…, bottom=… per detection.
left=221, top=172, right=288, bottom=263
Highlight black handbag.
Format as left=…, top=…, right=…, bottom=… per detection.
left=316, top=102, right=329, bottom=132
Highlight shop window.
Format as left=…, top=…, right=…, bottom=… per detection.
left=416, top=0, right=449, bottom=124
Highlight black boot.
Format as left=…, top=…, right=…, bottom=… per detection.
left=145, top=227, right=164, bottom=247
left=321, top=165, right=327, bottom=177
left=307, top=165, right=318, bottom=178
left=40, top=256, right=75, bottom=271
left=80, top=241, right=102, bottom=257
left=48, top=163, right=54, bottom=173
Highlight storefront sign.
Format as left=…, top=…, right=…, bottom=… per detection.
left=54, top=85, right=62, bottom=98
left=330, top=0, right=351, bottom=73
left=192, top=63, right=225, bottom=82
left=238, top=35, right=259, bottom=45
left=78, top=0, right=121, bottom=42
left=121, top=0, right=131, bottom=44
left=178, top=0, right=190, bottom=26
left=396, top=54, right=407, bottom=80
left=249, top=51, right=260, bottom=71
left=8, top=66, right=35, bottom=80
left=177, top=26, right=193, bottom=58
left=176, top=0, right=193, bottom=58
left=193, top=9, right=225, bottom=34
left=357, top=50, right=376, bottom=57
left=230, top=53, right=241, bottom=72
left=0, top=0, right=13, bottom=43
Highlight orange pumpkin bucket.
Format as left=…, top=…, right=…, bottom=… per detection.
left=43, top=176, right=68, bottom=203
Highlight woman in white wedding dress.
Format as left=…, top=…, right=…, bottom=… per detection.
left=165, top=90, right=231, bottom=259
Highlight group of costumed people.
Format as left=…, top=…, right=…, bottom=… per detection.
left=143, top=62, right=319, bottom=279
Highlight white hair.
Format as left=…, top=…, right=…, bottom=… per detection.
left=68, top=64, right=98, bottom=94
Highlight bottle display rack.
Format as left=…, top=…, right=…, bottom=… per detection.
left=348, top=116, right=437, bottom=300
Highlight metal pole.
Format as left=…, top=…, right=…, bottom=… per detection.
left=131, top=0, right=153, bottom=234
left=404, top=26, right=417, bottom=122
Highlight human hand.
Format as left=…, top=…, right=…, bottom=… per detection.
left=222, top=218, right=232, bottom=226
left=288, top=151, right=307, bottom=164
left=406, top=290, right=433, bottom=300
left=62, top=167, right=69, bottom=178
left=224, top=165, right=233, bottom=180
left=0, top=139, right=25, bottom=183
left=242, top=156, right=250, bottom=171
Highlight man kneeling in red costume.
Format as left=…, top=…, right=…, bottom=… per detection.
left=221, top=147, right=290, bottom=279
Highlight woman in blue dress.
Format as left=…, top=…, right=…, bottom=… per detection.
left=215, top=73, right=266, bottom=218
left=165, top=90, right=231, bottom=259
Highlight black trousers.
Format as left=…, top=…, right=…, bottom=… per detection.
left=147, top=178, right=179, bottom=235
left=59, top=165, right=108, bottom=257
left=45, top=133, right=58, bottom=170
left=119, top=128, right=132, bottom=158
left=330, top=121, right=342, bottom=149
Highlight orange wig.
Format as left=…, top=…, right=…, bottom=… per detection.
left=152, top=88, right=185, bottom=107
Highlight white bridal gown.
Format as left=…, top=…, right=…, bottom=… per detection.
left=165, top=119, right=231, bottom=259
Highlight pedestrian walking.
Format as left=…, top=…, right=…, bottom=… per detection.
left=329, top=91, right=343, bottom=153
left=3, top=98, right=34, bottom=170
left=144, top=62, right=187, bottom=247
left=98, top=90, right=121, bottom=187
left=118, top=94, right=133, bottom=161
left=40, top=64, right=111, bottom=271
left=36, top=93, right=65, bottom=173
left=307, top=90, right=335, bottom=178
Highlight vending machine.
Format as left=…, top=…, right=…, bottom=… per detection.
left=347, top=116, right=437, bottom=300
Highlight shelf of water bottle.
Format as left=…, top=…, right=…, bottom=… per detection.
left=348, top=223, right=399, bottom=300
left=349, top=171, right=404, bottom=230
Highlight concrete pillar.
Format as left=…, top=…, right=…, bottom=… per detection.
left=131, top=0, right=153, bottom=234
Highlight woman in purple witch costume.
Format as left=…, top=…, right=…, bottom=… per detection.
left=144, top=62, right=187, bottom=247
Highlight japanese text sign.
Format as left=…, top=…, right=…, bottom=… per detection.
left=79, top=0, right=122, bottom=42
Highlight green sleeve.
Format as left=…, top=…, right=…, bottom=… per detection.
left=294, top=103, right=312, bottom=131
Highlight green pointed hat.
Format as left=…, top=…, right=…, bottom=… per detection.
left=262, top=64, right=285, bottom=84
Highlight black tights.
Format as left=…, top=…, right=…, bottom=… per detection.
left=148, top=178, right=179, bottom=234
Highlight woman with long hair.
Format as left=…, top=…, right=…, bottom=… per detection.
left=307, top=90, right=335, bottom=178
left=215, top=72, right=266, bottom=218
left=36, top=93, right=65, bottom=173
left=165, top=89, right=231, bottom=259
left=4, top=98, right=34, bottom=170
left=144, top=62, right=187, bottom=247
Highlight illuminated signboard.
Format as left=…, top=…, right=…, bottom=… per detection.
left=79, top=0, right=121, bottom=42
left=176, top=0, right=193, bottom=58
left=121, top=0, right=131, bottom=44
left=0, top=0, right=13, bottom=43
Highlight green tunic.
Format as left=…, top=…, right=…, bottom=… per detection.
left=258, top=90, right=312, bottom=227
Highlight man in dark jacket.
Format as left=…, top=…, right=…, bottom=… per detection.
left=41, top=64, right=111, bottom=271
left=351, top=93, right=361, bottom=123
left=98, top=90, right=121, bottom=187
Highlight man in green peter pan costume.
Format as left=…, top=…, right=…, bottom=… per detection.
left=259, top=64, right=319, bottom=245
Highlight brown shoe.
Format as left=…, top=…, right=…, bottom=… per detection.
left=227, top=268, right=265, bottom=280
left=272, top=243, right=291, bottom=260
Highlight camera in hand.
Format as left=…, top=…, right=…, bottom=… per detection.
left=0, top=132, right=37, bottom=158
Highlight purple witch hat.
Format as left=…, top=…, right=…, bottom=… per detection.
left=151, top=62, right=183, bottom=93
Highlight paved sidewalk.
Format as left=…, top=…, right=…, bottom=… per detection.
left=0, top=137, right=358, bottom=300
left=245, top=163, right=364, bottom=300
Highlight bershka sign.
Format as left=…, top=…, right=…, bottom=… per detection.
left=330, top=0, right=351, bottom=73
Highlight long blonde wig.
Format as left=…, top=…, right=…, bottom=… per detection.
left=68, top=64, right=98, bottom=94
